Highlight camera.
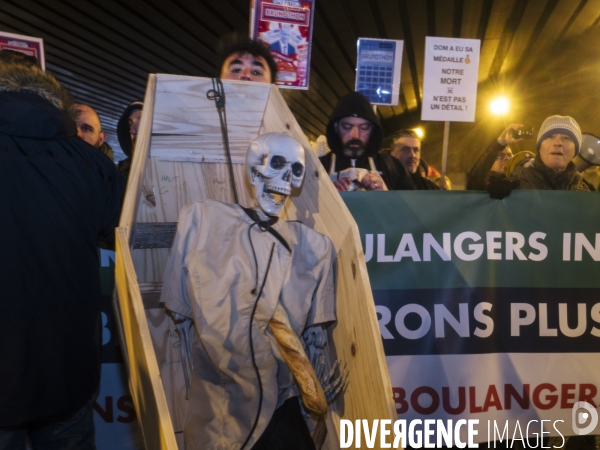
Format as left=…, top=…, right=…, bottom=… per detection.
left=511, top=126, right=534, bottom=139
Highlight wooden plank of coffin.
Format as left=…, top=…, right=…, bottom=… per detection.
left=150, top=134, right=248, bottom=164
left=136, top=160, right=254, bottom=226
left=151, top=75, right=270, bottom=137
left=114, top=228, right=178, bottom=450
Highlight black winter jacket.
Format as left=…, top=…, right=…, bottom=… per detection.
left=321, top=92, right=415, bottom=190
left=0, top=87, right=125, bottom=426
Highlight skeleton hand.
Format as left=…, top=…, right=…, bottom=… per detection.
left=299, top=359, right=349, bottom=419
left=319, top=360, right=349, bottom=404
left=299, top=327, right=349, bottom=418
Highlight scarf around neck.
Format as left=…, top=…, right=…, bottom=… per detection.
left=533, top=153, right=581, bottom=190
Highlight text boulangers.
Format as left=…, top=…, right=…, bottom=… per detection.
left=364, top=232, right=600, bottom=263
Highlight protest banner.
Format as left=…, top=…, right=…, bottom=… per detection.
left=355, top=38, right=403, bottom=106
left=251, top=0, right=315, bottom=89
left=97, top=249, right=144, bottom=450
left=0, top=31, right=45, bottom=70
left=343, top=190, right=600, bottom=444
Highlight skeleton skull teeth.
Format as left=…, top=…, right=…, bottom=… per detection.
left=260, top=185, right=287, bottom=207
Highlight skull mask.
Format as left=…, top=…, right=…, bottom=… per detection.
left=246, top=133, right=306, bottom=217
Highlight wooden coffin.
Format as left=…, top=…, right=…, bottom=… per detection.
left=114, top=74, right=397, bottom=450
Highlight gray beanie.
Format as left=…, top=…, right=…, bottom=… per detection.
left=536, top=115, right=582, bottom=156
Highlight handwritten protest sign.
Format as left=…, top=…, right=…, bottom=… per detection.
left=421, top=37, right=480, bottom=122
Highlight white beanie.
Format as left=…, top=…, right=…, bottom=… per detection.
left=536, top=115, right=582, bottom=156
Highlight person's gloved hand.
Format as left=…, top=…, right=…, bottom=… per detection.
left=487, top=177, right=519, bottom=199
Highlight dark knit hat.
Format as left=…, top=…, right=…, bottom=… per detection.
left=536, top=115, right=582, bottom=156
left=117, top=101, right=143, bottom=157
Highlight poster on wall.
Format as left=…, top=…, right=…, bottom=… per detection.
left=355, top=38, right=403, bottom=106
left=250, top=0, right=315, bottom=89
left=0, top=31, right=45, bottom=70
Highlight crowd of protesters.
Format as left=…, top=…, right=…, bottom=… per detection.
left=0, top=31, right=596, bottom=450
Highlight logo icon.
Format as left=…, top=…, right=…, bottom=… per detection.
left=572, top=401, right=598, bottom=435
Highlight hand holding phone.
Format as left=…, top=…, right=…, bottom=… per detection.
left=511, top=125, right=534, bottom=139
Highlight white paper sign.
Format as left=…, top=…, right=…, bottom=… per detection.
left=421, top=37, right=480, bottom=122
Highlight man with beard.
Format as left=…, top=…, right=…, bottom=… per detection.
left=389, top=129, right=439, bottom=190
left=320, top=92, right=414, bottom=191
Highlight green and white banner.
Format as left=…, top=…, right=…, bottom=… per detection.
left=343, top=190, right=600, bottom=442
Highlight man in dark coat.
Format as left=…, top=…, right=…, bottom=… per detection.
left=0, top=51, right=125, bottom=447
left=488, top=115, right=589, bottom=199
left=466, top=123, right=521, bottom=191
left=320, top=92, right=415, bottom=191
left=389, top=129, right=439, bottom=190
left=117, top=100, right=143, bottom=181
left=74, top=103, right=115, bottom=161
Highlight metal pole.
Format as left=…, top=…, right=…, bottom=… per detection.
left=440, top=121, right=450, bottom=189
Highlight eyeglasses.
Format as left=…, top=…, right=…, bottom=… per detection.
left=497, top=153, right=513, bottom=160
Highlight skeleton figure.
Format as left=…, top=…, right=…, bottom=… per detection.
left=162, top=132, right=344, bottom=449
left=247, top=134, right=347, bottom=416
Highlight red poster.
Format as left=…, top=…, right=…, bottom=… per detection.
left=0, top=31, right=45, bottom=70
left=251, top=0, right=315, bottom=90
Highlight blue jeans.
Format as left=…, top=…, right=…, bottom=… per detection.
left=0, top=396, right=96, bottom=450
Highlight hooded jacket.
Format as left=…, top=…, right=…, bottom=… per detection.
left=467, top=140, right=506, bottom=191
left=117, top=101, right=143, bottom=180
left=320, top=92, right=414, bottom=190
left=0, top=62, right=125, bottom=426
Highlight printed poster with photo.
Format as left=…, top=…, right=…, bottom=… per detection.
left=0, top=31, right=45, bottom=70
left=250, top=0, right=315, bottom=89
